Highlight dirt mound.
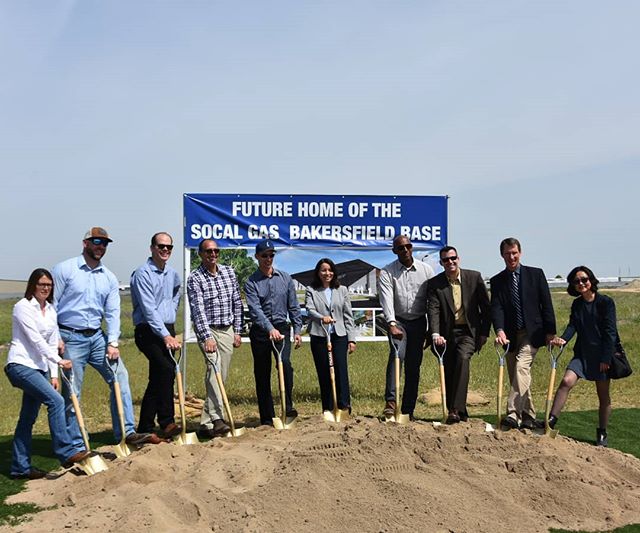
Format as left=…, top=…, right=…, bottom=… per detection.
left=621, top=279, right=640, bottom=291
left=5, top=417, right=640, bottom=532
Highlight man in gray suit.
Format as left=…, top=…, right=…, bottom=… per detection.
left=427, top=246, right=490, bottom=423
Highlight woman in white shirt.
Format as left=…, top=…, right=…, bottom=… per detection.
left=4, top=268, right=89, bottom=479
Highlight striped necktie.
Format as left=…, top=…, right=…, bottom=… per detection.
left=512, top=270, right=524, bottom=329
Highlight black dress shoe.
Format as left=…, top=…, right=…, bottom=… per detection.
left=596, top=428, right=608, bottom=447
left=10, top=467, right=48, bottom=480
left=198, top=427, right=217, bottom=439
left=501, top=417, right=519, bottom=430
left=458, top=411, right=469, bottom=422
left=521, top=416, right=545, bottom=430
left=285, top=408, right=298, bottom=419
left=446, top=413, right=461, bottom=425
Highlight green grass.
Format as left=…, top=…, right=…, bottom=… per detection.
left=0, top=289, right=638, bottom=529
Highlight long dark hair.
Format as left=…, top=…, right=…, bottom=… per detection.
left=566, top=265, right=599, bottom=297
left=25, top=268, right=54, bottom=303
left=311, top=258, right=340, bottom=290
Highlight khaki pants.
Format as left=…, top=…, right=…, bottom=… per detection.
left=506, top=330, right=538, bottom=422
left=199, top=326, right=235, bottom=429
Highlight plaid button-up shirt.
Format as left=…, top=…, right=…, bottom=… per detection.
left=186, top=264, right=243, bottom=343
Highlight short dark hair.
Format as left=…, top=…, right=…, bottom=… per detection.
left=198, top=239, right=214, bottom=253
left=566, top=265, right=599, bottom=297
left=151, top=232, right=172, bottom=247
left=25, top=268, right=54, bottom=303
left=500, top=237, right=521, bottom=254
left=311, top=258, right=341, bottom=290
left=439, top=245, right=458, bottom=259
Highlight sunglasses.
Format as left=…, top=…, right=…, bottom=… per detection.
left=394, top=244, right=413, bottom=252
left=573, top=277, right=590, bottom=286
left=202, top=248, right=219, bottom=255
left=441, top=256, right=458, bottom=263
left=88, top=238, right=109, bottom=246
left=260, top=253, right=276, bottom=259
left=36, top=283, right=53, bottom=289
left=156, top=244, right=174, bottom=251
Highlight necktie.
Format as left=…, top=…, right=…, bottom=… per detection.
left=512, top=271, right=524, bottom=329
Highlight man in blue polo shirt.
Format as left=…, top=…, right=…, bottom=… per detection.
left=245, top=239, right=302, bottom=425
left=130, top=232, right=182, bottom=438
left=53, top=227, right=160, bottom=448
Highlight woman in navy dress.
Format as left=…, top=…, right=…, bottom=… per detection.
left=549, top=266, right=616, bottom=446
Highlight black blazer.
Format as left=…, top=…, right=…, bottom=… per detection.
left=427, top=269, right=491, bottom=351
left=490, top=265, right=556, bottom=348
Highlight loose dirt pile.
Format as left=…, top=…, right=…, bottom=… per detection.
left=6, top=417, right=640, bottom=532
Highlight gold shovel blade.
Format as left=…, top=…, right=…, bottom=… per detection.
left=272, top=415, right=296, bottom=430
left=112, top=441, right=136, bottom=458
left=79, top=454, right=109, bottom=475
left=174, top=431, right=199, bottom=445
left=323, top=410, right=338, bottom=423
left=384, top=413, right=410, bottom=424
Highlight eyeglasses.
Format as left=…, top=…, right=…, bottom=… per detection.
left=36, top=283, right=53, bottom=289
left=88, top=238, right=109, bottom=246
left=441, top=256, right=458, bottom=263
left=202, top=248, right=219, bottom=255
left=156, top=244, right=174, bottom=251
left=573, top=277, right=590, bottom=286
left=260, top=253, right=276, bottom=259
left=394, top=244, right=413, bottom=252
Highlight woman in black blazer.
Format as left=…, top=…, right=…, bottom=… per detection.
left=305, top=258, right=356, bottom=413
left=549, top=266, right=616, bottom=446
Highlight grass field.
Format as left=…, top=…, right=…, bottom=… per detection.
left=0, top=289, right=638, bottom=531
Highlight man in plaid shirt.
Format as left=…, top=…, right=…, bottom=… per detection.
left=187, top=239, right=243, bottom=438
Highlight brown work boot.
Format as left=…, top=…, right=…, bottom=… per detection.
left=382, top=401, right=396, bottom=418
left=161, top=423, right=182, bottom=438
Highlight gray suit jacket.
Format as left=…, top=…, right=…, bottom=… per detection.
left=305, top=285, right=357, bottom=343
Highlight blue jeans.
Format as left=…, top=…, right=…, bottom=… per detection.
left=59, top=329, right=135, bottom=446
left=5, top=363, right=84, bottom=475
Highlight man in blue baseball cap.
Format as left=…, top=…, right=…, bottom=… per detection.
left=245, top=239, right=303, bottom=425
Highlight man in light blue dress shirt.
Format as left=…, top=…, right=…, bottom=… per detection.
left=131, top=232, right=182, bottom=438
left=53, top=227, right=160, bottom=448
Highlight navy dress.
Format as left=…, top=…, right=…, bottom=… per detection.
left=561, top=293, right=617, bottom=381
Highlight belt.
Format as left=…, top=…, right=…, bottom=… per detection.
left=59, top=324, right=100, bottom=337
left=209, top=324, right=232, bottom=329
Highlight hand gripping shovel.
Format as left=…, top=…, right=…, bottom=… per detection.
left=60, top=368, right=109, bottom=475
left=203, top=350, right=246, bottom=437
left=321, top=323, right=349, bottom=423
left=544, top=343, right=565, bottom=438
left=169, top=349, right=199, bottom=445
left=432, top=342, right=448, bottom=424
left=105, top=356, right=136, bottom=457
left=384, top=335, right=410, bottom=424
left=271, top=339, right=296, bottom=430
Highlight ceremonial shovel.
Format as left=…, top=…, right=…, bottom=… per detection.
left=169, top=349, right=199, bottom=445
left=203, top=350, right=246, bottom=437
left=321, top=323, right=350, bottom=423
left=272, top=339, right=296, bottom=430
left=384, top=333, right=410, bottom=424
left=60, top=369, right=110, bottom=475
left=432, top=341, right=448, bottom=424
left=544, top=344, right=565, bottom=438
left=105, top=356, right=137, bottom=458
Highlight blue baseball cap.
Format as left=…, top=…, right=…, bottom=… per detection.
left=255, top=239, right=276, bottom=254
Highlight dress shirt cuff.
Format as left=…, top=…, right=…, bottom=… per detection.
left=432, top=333, right=441, bottom=339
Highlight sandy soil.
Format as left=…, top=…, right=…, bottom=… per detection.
left=5, top=416, right=640, bottom=533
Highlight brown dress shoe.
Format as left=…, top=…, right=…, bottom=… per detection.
left=382, top=401, right=396, bottom=417
left=162, top=423, right=182, bottom=438
left=63, top=450, right=91, bottom=468
left=11, top=467, right=48, bottom=480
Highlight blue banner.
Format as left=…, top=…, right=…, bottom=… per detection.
left=183, top=193, right=447, bottom=250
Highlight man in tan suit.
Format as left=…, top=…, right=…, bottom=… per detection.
left=427, top=246, right=490, bottom=423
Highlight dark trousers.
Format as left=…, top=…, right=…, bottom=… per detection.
left=310, top=334, right=351, bottom=411
left=135, top=323, right=176, bottom=432
left=443, top=326, right=476, bottom=414
left=385, top=316, right=427, bottom=415
left=249, top=323, right=294, bottom=425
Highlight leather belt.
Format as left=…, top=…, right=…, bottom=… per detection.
left=58, top=324, right=100, bottom=337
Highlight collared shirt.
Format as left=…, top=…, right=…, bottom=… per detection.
left=7, top=297, right=62, bottom=378
left=187, top=264, right=243, bottom=342
left=245, top=268, right=302, bottom=334
left=378, top=258, right=434, bottom=322
left=131, top=258, right=181, bottom=339
left=447, top=270, right=467, bottom=325
left=52, top=255, right=121, bottom=343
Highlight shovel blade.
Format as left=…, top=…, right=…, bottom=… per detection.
left=384, top=413, right=410, bottom=425
left=323, top=410, right=338, bottom=423
left=272, top=416, right=296, bottom=430
left=79, top=454, right=109, bottom=475
left=112, top=443, right=134, bottom=458
left=174, top=432, right=199, bottom=445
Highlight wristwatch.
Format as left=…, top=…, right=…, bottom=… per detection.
left=108, top=341, right=119, bottom=348
left=388, top=321, right=397, bottom=327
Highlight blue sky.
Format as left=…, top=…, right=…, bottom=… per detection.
left=1, top=1, right=638, bottom=282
